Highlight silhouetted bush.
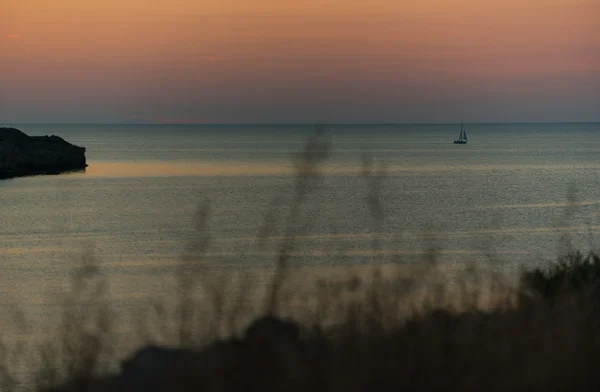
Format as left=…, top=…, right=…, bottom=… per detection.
left=521, top=251, right=600, bottom=304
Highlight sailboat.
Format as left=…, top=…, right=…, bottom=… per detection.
left=453, top=123, right=468, bottom=144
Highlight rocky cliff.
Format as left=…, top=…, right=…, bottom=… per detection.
left=0, top=127, right=87, bottom=179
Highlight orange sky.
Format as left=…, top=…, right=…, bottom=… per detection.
left=1, top=0, right=598, bottom=122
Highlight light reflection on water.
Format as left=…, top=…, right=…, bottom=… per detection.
left=62, top=161, right=600, bottom=178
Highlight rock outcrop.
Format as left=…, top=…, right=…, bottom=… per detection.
left=0, top=127, right=87, bottom=179
left=45, top=316, right=331, bottom=392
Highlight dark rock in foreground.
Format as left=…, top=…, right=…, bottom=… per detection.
left=0, top=127, right=87, bottom=179
left=46, top=316, right=331, bottom=392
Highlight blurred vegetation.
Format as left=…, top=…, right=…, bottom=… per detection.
left=521, top=251, right=600, bottom=304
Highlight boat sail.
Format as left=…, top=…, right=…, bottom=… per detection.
left=453, top=123, right=468, bottom=144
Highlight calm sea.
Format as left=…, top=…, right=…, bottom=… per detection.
left=0, top=123, right=599, bottom=329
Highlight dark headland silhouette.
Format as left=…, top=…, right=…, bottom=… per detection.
left=0, top=127, right=87, bottom=179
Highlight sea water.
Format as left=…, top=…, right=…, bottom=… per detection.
left=0, top=123, right=599, bottom=345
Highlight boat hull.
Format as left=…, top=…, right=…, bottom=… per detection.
left=453, top=140, right=467, bottom=144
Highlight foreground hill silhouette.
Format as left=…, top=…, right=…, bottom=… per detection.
left=0, top=127, right=87, bottom=179
left=38, top=252, right=600, bottom=392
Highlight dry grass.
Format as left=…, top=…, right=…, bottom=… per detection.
left=24, top=251, right=600, bottom=392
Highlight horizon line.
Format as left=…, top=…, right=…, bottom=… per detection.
left=2, top=121, right=600, bottom=126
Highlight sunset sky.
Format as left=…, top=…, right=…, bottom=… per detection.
left=1, top=0, right=598, bottom=123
